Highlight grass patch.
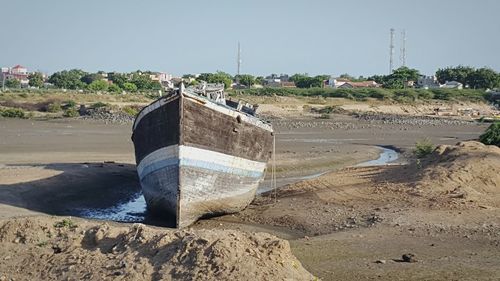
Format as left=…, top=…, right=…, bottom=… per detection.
left=121, top=106, right=140, bottom=117
left=63, top=107, right=79, bottom=117
left=36, top=241, right=48, bottom=247
left=413, top=138, right=435, bottom=158
left=47, top=102, right=62, bottom=112
left=91, top=102, right=109, bottom=108
left=0, top=108, right=25, bottom=118
left=54, top=218, right=77, bottom=229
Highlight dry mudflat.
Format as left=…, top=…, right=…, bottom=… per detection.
left=0, top=111, right=499, bottom=280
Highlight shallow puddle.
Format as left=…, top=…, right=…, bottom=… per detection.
left=76, top=192, right=146, bottom=222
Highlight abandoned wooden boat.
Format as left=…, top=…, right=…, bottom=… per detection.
left=131, top=83, right=273, bottom=228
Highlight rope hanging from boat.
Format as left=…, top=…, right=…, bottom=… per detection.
left=272, top=133, right=277, bottom=203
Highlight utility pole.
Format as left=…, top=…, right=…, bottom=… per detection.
left=400, top=29, right=407, bottom=67
left=237, top=42, right=241, bottom=76
left=389, top=28, right=395, bottom=73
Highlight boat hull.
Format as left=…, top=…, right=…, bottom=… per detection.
left=132, top=93, right=273, bottom=228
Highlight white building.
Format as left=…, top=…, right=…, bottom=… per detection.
left=441, top=81, right=463, bottom=89
left=417, top=75, right=440, bottom=89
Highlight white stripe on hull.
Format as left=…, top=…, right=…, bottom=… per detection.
left=137, top=145, right=267, bottom=180
left=137, top=145, right=268, bottom=227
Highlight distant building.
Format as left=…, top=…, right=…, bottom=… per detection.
left=149, top=72, right=173, bottom=83
left=417, top=75, right=440, bottom=89
left=1, top=65, right=30, bottom=87
left=266, top=81, right=296, bottom=88
left=327, top=77, right=350, bottom=88
left=441, top=81, right=463, bottom=89
left=264, top=74, right=290, bottom=86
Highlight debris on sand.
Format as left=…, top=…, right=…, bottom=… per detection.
left=0, top=217, right=316, bottom=281
left=402, top=253, right=417, bottom=263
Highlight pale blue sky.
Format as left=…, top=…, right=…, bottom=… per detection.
left=1, top=0, right=499, bottom=77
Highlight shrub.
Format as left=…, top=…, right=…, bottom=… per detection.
left=47, top=102, right=62, bottom=112
left=367, top=88, right=393, bottom=100
left=0, top=108, right=25, bottom=118
left=87, top=80, right=109, bottom=91
left=65, top=100, right=77, bottom=108
left=121, top=106, right=139, bottom=117
left=108, top=83, right=122, bottom=93
left=413, top=138, right=434, bottom=158
left=234, top=87, right=486, bottom=103
left=479, top=122, right=500, bottom=146
left=91, top=102, right=108, bottom=108
left=394, top=89, right=418, bottom=102
left=63, top=107, right=79, bottom=117
left=122, top=82, right=138, bottom=92
left=54, top=218, right=77, bottom=229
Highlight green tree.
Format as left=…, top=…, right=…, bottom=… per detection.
left=367, top=74, right=388, bottom=85
left=87, top=80, right=109, bottom=91
left=382, top=67, right=420, bottom=89
left=436, top=66, right=475, bottom=85
left=5, top=78, right=21, bottom=88
left=339, top=73, right=355, bottom=80
left=235, top=74, right=255, bottom=87
left=28, top=72, right=44, bottom=88
left=289, top=73, right=308, bottom=83
left=81, top=73, right=104, bottom=85
left=197, top=72, right=233, bottom=89
left=255, top=76, right=264, bottom=85
left=130, top=73, right=161, bottom=90
left=122, top=82, right=138, bottom=92
left=109, top=73, right=128, bottom=88
left=48, top=69, right=87, bottom=89
left=108, top=83, right=122, bottom=93
left=290, top=74, right=326, bottom=88
left=468, top=68, right=499, bottom=89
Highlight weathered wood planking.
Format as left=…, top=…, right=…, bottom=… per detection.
left=132, top=92, right=273, bottom=228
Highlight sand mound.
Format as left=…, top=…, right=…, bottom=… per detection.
left=0, top=217, right=315, bottom=281
left=414, top=141, right=500, bottom=205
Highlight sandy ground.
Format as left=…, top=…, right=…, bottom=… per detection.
left=0, top=115, right=497, bottom=280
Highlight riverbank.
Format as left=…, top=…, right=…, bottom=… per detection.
left=0, top=116, right=497, bottom=280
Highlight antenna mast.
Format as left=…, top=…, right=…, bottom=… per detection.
left=400, top=29, right=407, bottom=67
left=389, top=28, right=395, bottom=73
left=237, top=42, right=241, bottom=76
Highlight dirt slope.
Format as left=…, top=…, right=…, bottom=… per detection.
left=0, top=217, right=316, bottom=281
left=395, top=141, right=500, bottom=207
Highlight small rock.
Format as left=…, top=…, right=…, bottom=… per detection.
left=375, top=260, right=386, bottom=264
left=402, top=253, right=417, bottom=263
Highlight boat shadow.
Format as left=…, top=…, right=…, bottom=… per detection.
left=0, top=162, right=176, bottom=228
